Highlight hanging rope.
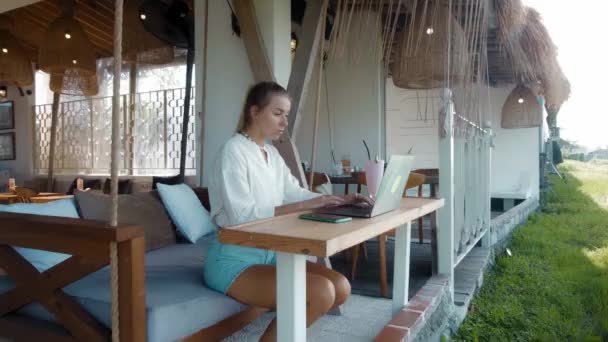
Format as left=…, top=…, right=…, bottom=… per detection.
left=110, top=0, right=124, bottom=341
left=324, top=69, right=335, bottom=164
left=309, top=0, right=328, bottom=190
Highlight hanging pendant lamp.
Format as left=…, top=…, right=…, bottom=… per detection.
left=123, top=0, right=174, bottom=65
left=39, top=0, right=99, bottom=191
left=391, top=1, right=467, bottom=89
left=39, top=1, right=98, bottom=96
left=0, top=29, right=33, bottom=87
left=50, top=70, right=99, bottom=97
left=501, top=84, right=542, bottom=129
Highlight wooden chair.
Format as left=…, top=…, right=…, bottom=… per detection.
left=412, top=168, right=439, bottom=243
left=304, top=172, right=331, bottom=192
left=12, top=187, right=39, bottom=203
left=350, top=172, right=426, bottom=297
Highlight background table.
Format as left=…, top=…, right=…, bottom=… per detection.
left=30, top=195, right=74, bottom=203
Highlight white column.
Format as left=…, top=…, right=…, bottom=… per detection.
left=276, top=252, right=307, bottom=342
left=392, top=222, right=412, bottom=316
left=482, top=122, right=493, bottom=247
left=437, top=88, right=455, bottom=297
left=253, top=0, right=292, bottom=87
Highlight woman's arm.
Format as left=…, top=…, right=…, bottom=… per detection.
left=274, top=195, right=346, bottom=216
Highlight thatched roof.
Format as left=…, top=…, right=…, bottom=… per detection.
left=0, top=0, right=192, bottom=62
left=494, top=0, right=570, bottom=109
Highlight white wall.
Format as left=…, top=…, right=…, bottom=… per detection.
left=486, top=85, right=540, bottom=199
left=196, top=0, right=254, bottom=186
left=0, top=85, right=35, bottom=184
left=386, top=81, right=441, bottom=169
left=295, top=12, right=384, bottom=175
left=385, top=81, right=540, bottom=199
left=195, top=0, right=291, bottom=186
left=253, top=0, right=292, bottom=87
left=0, top=0, right=40, bottom=13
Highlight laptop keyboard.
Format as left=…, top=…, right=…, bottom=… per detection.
left=332, top=204, right=373, bottom=215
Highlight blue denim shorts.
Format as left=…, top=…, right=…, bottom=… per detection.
left=203, top=235, right=276, bottom=294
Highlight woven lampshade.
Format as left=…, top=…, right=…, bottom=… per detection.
left=123, top=0, right=174, bottom=65
left=50, top=69, right=99, bottom=96
left=501, top=84, right=542, bottom=129
left=391, top=2, right=466, bottom=89
left=0, top=29, right=33, bottom=87
left=39, top=12, right=96, bottom=80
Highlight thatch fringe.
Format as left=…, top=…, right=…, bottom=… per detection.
left=495, top=0, right=570, bottom=108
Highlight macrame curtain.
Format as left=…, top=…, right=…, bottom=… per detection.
left=123, top=0, right=174, bottom=65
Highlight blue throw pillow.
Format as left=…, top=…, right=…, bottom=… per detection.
left=0, top=199, right=78, bottom=272
left=156, top=183, right=217, bottom=243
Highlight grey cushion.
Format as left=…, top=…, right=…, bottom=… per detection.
left=0, top=235, right=247, bottom=342
left=74, top=190, right=176, bottom=251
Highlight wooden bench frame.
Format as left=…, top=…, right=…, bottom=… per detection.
left=0, top=212, right=146, bottom=341
left=0, top=209, right=267, bottom=341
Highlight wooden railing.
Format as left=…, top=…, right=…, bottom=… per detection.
left=0, top=212, right=146, bottom=342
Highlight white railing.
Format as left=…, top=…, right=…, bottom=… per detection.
left=437, top=89, right=493, bottom=296
left=32, top=88, right=196, bottom=176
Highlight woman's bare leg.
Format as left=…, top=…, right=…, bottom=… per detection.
left=306, top=261, right=351, bottom=309
left=227, top=263, right=339, bottom=341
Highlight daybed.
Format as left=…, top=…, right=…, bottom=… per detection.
left=0, top=187, right=266, bottom=341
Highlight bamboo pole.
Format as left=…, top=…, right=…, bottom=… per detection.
left=308, top=1, right=328, bottom=191
left=127, top=62, right=137, bottom=176
left=110, top=0, right=123, bottom=227
left=47, top=92, right=60, bottom=192
left=197, top=0, right=209, bottom=186
left=110, top=2, right=123, bottom=340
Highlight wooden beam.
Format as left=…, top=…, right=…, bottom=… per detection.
left=287, top=0, right=328, bottom=138
left=0, top=212, right=144, bottom=245
left=232, top=0, right=327, bottom=186
left=0, top=254, right=108, bottom=315
left=117, top=237, right=146, bottom=342
left=276, top=0, right=328, bottom=186
left=0, top=246, right=109, bottom=342
left=233, top=0, right=275, bottom=82
left=182, top=307, right=269, bottom=341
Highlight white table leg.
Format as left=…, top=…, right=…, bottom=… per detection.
left=392, top=221, right=412, bottom=316
left=276, top=252, right=307, bottom=342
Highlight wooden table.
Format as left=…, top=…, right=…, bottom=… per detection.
left=219, top=197, right=444, bottom=342
left=29, top=195, right=74, bottom=203
left=328, top=172, right=363, bottom=195
left=0, top=193, right=18, bottom=204
left=1, top=192, right=68, bottom=204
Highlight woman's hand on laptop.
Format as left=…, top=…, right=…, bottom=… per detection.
left=275, top=195, right=345, bottom=216
left=343, top=193, right=374, bottom=206
left=305, top=195, right=347, bottom=209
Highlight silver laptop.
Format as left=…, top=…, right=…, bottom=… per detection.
left=317, top=155, right=414, bottom=218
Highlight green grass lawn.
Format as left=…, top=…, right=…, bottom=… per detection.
left=455, top=160, right=608, bottom=341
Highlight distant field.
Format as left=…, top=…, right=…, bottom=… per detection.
left=455, top=160, right=608, bottom=341
left=561, top=160, right=608, bottom=207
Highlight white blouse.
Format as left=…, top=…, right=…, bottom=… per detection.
left=209, top=134, right=320, bottom=227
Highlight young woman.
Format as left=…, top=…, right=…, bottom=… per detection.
left=204, top=81, right=372, bottom=340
